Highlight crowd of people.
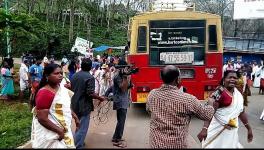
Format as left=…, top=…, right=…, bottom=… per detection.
left=1, top=54, right=264, bottom=148
left=0, top=52, right=132, bottom=148
left=223, top=59, right=264, bottom=95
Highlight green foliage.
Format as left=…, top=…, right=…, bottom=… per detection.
left=0, top=9, right=50, bottom=56
left=0, top=12, right=127, bottom=58
left=0, top=103, right=32, bottom=149
left=0, top=1, right=133, bottom=58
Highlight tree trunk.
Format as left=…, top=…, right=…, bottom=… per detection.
left=38, top=0, right=42, bottom=14
left=126, top=0, right=131, bottom=25
left=94, top=0, right=99, bottom=24
left=77, top=15, right=81, bottom=33
left=26, top=0, right=30, bottom=14
left=106, top=0, right=111, bottom=33
left=101, top=0, right=106, bottom=27
left=62, top=13, right=67, bottom=28
left=46, top=0, right=51, bottom=22
left=56, top=0, right=63, bottom=26
left=111, top=0, right=116, bottom=22
left=69, top=0, right=75, bottom=42
left=43, top=0, right=49, bottom=15
left=57, top=10, right=61, bottom=26
left=30, top=0, right=36, bottom=15
left=49, top=0, right=55, bottom=28
left=86, top=13, right=92, bottom=48
left=17, top=0, right=21, bottom=13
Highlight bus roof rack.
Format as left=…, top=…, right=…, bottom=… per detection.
left=150, top=1, right=195, bottom=12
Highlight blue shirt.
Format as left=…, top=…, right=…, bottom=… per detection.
left=29, top=64, right=43, bottom=81
left=92, top=62, right=100, bottom=69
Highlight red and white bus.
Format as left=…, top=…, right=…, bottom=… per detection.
left=127, top=9, right=223, bottom=102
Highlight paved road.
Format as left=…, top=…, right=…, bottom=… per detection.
left=84, top=88, right=264, bottom=148
left=85, top=103, right=199, bottom=148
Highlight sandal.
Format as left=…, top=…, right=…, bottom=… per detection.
left=113, top=141, right=127, bottom=148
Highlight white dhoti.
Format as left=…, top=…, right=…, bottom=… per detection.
left=260, top=109, right=264, bottom=121
left=19, top=80, right=28, bottom=91
left=253, top=74, right=261, bottom=88
left=202, top=88, right=244, bottom=148
left=99, top=83, right=109, bottom=96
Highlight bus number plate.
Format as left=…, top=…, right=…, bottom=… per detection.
left=160, top=52, right=194, bottom=64
left=137, top=93, right=149, bottom=103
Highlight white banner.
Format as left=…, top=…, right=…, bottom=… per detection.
left=234, top=0, right=264, bottom=20
left=71, top=37, right=93, bottom=55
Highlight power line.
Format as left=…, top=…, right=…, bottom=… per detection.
left=92, top=99, right=113, bottom=125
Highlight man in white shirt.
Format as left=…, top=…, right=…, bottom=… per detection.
left=43, top=56, right=49, bottom=67
left=62, top=55, right=69, bottom=64
left=222, top=61, right=228, bottom=76
left=258, top=67, right=264, bottom=88
left=252, top=61, right=259, bottom=81
left=19, top=59, right=29, bottom=102
left=99, top=64, right=110, bottom=96
left=234, top=60, right=242, bottom=71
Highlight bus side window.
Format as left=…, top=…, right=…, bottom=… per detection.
left=209, top=25, right=218, bottom=51
left=137, top=26, right=147, bottom=53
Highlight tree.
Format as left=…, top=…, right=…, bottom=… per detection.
left=0, top=0, right=132, bottom=58
left=0, top=8, right=49, bottom=56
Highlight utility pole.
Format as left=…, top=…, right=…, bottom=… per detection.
left=5, top=0, right=11, bottom=58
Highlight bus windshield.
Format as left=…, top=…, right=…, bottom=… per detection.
left=149, top=20, right=205, bottom=65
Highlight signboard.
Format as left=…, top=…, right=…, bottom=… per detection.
left=150, top=20, right=205, bottom=48
left=71, top=37, right=93, bottom=55
left=160, top=52, right=194, bottom=64
left=234, top=0, right=264, bottom=20
left=153, top=0, right=187, bottom=11
left=149, top=20, right=205, bottom=65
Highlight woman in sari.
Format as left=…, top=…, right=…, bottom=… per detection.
left=197, top=70, right=253, bottom=148
left=253, top=64, right=262, bottom=88
left=0, top=61, right=14, bottom=100
left=236, top=68, right=249, bottom=106
left=31, top=63, right=79, bottom=148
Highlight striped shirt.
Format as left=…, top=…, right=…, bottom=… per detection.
left=146, top=84, right=214, bottom=149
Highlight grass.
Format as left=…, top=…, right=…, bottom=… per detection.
left=0, top=103, right=32, bottom=148
left=0, top=62, right=32, bottom=148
